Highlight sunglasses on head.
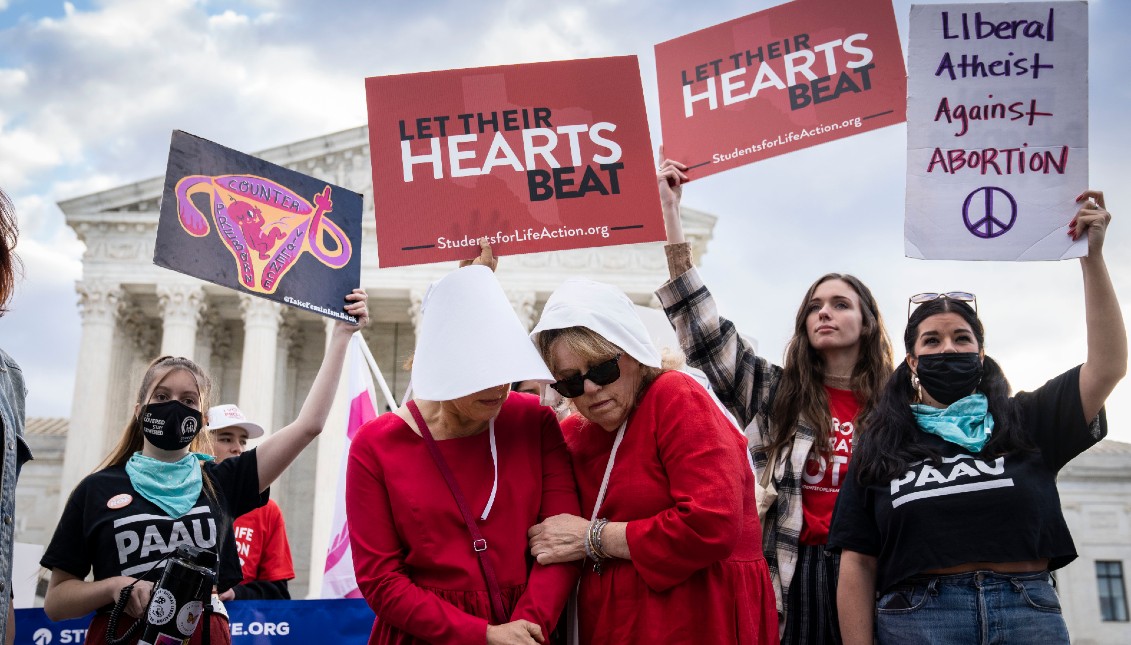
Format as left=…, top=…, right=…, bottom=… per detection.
left=907, top=292, right=977, bottom=319
left=550, top=353, right=622, bottom=398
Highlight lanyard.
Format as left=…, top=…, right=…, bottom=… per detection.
left=407, top=400, right=506, bottom=624
left=589, top=420, right=627, bottom=522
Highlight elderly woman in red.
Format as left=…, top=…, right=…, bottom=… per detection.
left=347, top=261, right=581, bottom=645
left=528, top=279, right=777, bottom=644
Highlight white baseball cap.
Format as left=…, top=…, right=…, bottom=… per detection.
left=207, top=404, right=265, bottom=439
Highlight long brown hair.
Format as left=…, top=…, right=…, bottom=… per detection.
left=766, top=274, right=894, bottom=456
left=100, top=356, right=216, bottom=469
left=0, top=187, right=22, bottom=314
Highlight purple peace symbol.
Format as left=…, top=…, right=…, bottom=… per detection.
left=962, top=186, right=1017, bottom=239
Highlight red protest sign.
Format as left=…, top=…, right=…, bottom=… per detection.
left=366, top=56, right=663, bottom=268
left=655, top=0, right=906, bottom=180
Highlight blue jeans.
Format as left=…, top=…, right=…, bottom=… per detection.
left=875, top=570, right=1069, bottom=644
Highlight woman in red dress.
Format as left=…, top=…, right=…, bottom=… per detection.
left=347, top=255, right=581, bottom=645
left=528, top=279, right=778, bottom=644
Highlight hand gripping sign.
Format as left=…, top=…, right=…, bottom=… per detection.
left=156, top=131, right=363, bottom=322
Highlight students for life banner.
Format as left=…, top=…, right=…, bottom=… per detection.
left=365, top=56, right=664, bottom=267
left=320, top=334, right=379, bottom=599
left=905, top=2, right=1088, bottom=260
left=654, top=0, right=906, bottom=180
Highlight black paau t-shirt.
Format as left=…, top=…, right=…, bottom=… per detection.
left=42, top=449, right=265, bottom=597
left=828, top=366, right=1106, bottom=592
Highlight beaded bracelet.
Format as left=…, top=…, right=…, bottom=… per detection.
left=592, top=518, right=610, bottom=559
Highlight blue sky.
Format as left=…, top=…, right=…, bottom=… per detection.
left=1, top=0, right=1128, bottom=441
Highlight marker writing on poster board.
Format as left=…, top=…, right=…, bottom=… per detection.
left=678, top=33, right=876, bottom=116
left=925, top=7, right=1067, bottom=177
left=934, top=8, right=1056, bottom=80
left=397, top=107, right=624, bottom=201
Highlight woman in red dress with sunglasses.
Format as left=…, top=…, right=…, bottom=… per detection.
left=527, top=279, right=777, bottom=644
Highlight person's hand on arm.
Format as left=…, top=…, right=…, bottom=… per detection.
left=1073, top=191, right=1128, bottom=421
left=256, top=289, right=369, bottom=491
left=486, top=620, right=544, bottom=644
left=837, top=550, right=878, bottom=645
left=528, top=514, right=631, bottom=565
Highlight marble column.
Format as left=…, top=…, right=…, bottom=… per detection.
left=238, top=295, right=282, bottom=433
left=507, top=290, right=538, bottom=331
left=407, top=289, right=426, bottom=333
left=59, top=280, right=123, bottom=514
left=157, top=283, right=205, bottom=358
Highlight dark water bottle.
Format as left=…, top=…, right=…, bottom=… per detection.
left=137, top=546, right=217, bottom=645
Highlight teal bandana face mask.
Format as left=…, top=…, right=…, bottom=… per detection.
left=125, top=452, right=214, bottom=519
left=911, top=393, right=995, bottom=452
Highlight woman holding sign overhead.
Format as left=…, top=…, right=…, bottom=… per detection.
left=654, top=156, right=894, bottom=644
left=829, top=192, right=1126, bottom=644
left=40, top=290, right=369, bottom=645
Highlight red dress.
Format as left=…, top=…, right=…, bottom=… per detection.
left=564, top=371, right=778, bottom=644
left=347, top=392, right=581, bottom=644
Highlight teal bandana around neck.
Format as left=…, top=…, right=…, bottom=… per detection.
left=911, top=393, right=995, bottom=452
left=125, top=452, right=215, bottom=519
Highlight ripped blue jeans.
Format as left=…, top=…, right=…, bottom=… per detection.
left=875, top=570, right=1069, bottom=644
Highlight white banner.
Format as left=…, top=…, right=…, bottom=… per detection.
left=320, top=334, right=379, bottom=599
left=905, top=2, right=1088, bottom=260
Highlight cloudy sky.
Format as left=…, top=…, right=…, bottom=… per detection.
left=1, top=0, right=1129, bottom=442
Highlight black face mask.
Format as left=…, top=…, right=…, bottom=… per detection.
left=915, top=352, right=983, bottom=406
left=140, top=400, right=203, bottom=451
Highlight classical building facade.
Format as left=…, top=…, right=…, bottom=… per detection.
left=13, top=126, right=1131, bottom=644
left=36, top=125, right=717, bottom=599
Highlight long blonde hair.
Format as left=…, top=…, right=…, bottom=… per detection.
left=100, top=355, right=216, bottom=470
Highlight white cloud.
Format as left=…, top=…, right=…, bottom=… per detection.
left=0, top=0, right=1127, bottom=447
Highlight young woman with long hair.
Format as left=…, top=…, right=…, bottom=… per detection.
left=40, top=290, right=368, bottom=645
left=829, top=193, right=1126, bottom=644
left=653, top=157, right=894, bottom=643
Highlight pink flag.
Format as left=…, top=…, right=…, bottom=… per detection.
left=321, top=334, right=378, bottom=599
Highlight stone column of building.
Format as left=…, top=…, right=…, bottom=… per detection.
left=59, top=281, right=124, bottom=512
left=507, top=290, right=538, bottom=331
left=194, top=308, right=221, bottom=383
left=157, top=283, right=205, bottom=359
left=407, top=288, right=426, bottom=333
left=115, top=299, right=161, bottom=456
left=238, top=295, right=282, bottom=434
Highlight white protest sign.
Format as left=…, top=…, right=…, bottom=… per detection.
left=905, top=2, right=1088, bottom=260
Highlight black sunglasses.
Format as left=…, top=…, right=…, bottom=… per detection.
left=550, top=353, right=622, bottom=398
left=907, top=291, right=977, bottom=319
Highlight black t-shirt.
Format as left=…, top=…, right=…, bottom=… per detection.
left=828, top=366, right=1106, bottom=592
left=41, top=449, right=265, bottom=596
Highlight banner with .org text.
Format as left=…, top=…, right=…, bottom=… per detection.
left=365, top=56, right=663, bottom=267
left=654, top=0, right=906, bottom=180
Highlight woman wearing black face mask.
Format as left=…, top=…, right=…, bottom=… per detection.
left=828, top=192, right=1127, bottom=645
left=40, top=290, right=369, bottom=645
